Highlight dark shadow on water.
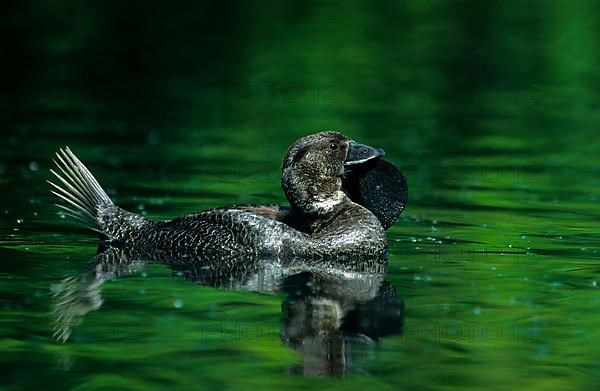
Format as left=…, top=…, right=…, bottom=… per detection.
left=51, top=245, right=404, bottom=378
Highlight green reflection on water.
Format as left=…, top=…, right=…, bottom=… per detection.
left=1, top=0, right=599, bottom=389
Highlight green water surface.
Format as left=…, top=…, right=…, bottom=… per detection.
left=1, top=1, right=599, bottom=390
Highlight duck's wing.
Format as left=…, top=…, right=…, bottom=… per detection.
left=116, top=205, right=310, bottom=258
left=236, top=205, right=311, bottom=233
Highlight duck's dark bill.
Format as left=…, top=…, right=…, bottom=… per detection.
left=344, top=142, right=385, bottom=165
left=343, top=159, right=408, bottom=230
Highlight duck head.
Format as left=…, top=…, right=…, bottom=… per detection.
left=282, top=131, right=407, bottom=227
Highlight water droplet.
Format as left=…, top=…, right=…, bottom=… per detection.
left=16, top=219, right=23, bottom=224
left=107, top=157, right=122, bottom=168
left=536, top=345, right=550, bottom=356
left=473, top=307, right=481, bottom=315
left=592, top=281, right=597, bottom=288
left=29, top=161, right=39, bottom=171
left=520, top=235, right=527, bottom=240
left=147, top=130, right=160, bottom=145
left=173, top=299, right=183, bottom=309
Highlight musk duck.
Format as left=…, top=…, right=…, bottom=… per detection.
left=48, top=131, right=407, bottom=259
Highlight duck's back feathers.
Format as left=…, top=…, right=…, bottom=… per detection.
left=237, top=205, right=311, bottom=233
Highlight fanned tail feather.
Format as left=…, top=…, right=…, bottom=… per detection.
left=48, top=147, right=114, bottom=234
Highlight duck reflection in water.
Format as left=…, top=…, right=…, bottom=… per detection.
left=51, top=246, right=404, bottom=377
left=280, top=269, right=404, bottom=376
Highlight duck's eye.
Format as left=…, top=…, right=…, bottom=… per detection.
left=329, top=143, right=339, bottom=150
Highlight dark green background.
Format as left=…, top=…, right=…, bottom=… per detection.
left=1, top=1, right=599, bottom=389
